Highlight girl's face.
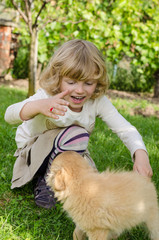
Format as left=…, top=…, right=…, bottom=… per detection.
left=60, top=77, right=97, bottom=112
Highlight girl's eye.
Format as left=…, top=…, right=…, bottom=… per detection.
left=85, top=82, right=93, bottom=85
left=67, top=81, right=75, bottom=85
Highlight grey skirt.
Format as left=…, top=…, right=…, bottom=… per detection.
left=11, top=128, right=95, bottom=189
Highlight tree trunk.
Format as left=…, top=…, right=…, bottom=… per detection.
left=28, top=26, right=38, bottom=96
left=154, top=70, right=159, bottom=98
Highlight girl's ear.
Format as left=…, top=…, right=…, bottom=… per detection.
left=54, top=169, right=66, bottom=191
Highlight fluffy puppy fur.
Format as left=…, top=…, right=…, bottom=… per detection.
left=47, top=151, right=159, bottom=240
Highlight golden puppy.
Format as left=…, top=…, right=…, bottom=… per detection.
left=47, top=151, right=159, bottom=240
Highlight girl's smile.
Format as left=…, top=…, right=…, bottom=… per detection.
left=60, top=77, right=97, bottom=112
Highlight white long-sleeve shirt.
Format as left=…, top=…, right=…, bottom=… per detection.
left=4, top=88, right=147, bottom=157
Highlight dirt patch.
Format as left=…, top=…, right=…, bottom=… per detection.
left=0, top=78, right=40, bottom=90
left=107, top=89, right=159, bottom=105
left=0, top=78, right=29, bottom=90
left=107, top=90, right=159, bottom=119
left=130, top=106, right=159, bottom=119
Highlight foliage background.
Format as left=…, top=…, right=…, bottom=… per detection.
left=6, top=0, right=159, bottom=93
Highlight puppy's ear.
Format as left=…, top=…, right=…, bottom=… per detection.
left=54, top=169, right=66, bottom=191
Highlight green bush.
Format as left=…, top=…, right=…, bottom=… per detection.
left=109, top=63, right=154, bottom=92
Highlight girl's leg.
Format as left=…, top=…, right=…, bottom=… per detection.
left=34, top=125, right=89, bottom=209
left=45, top=125, right=90, bottom=176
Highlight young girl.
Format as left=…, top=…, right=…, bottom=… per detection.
left=5, top=39, right=152, bottom=209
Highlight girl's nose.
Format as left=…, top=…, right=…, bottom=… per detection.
left=75, top=82, right=84, bottom=94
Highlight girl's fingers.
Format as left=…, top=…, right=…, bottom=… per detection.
left=51, top=108, right=65, bottom=116
left=49, top=91, right=69, bottom=108
left=58, top=99, right=69, bottom=106
left=58, top=89, right=69, bottom=98
left=49, top=112, right=59, bottom=119
left=49, top=104, right=67, bottom=118
left=133, top=164, right=153, bottom=178
left=46, top=91, right=70, bottom=118
left=49, top=103, right=68, bottom=113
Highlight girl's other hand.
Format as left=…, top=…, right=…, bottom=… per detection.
left=133, top=149, right=153, bottom=178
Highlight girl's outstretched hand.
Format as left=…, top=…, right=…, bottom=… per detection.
left=20, top=90, right=70, bottom=121
left=133, top=149, right=153, bottom=178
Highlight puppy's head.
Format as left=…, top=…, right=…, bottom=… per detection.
left=46, top=151, right=90, bottom=201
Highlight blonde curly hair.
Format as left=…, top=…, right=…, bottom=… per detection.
left=39, top=39, right=109, bottom=99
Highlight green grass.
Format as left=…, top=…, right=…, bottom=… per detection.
left=0, top=86, right=159, bottom=240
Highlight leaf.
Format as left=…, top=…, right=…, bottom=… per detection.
left=137, top=68, right=144, bottom=73
left=1, top=172, right=6, bottom=180
left=73, top=30, right=79, bottom=37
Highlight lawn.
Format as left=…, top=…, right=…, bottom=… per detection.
left=0, top=86, right=159, bottom=240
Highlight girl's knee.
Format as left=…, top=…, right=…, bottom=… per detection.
left=55, top=125, right=89, bottom=153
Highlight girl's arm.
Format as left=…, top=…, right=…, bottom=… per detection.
left=5, top=89, right=69, bottom=124
left=96, top=96, right=152, bottom=177
left=5, top=88, right=47, bottom=124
